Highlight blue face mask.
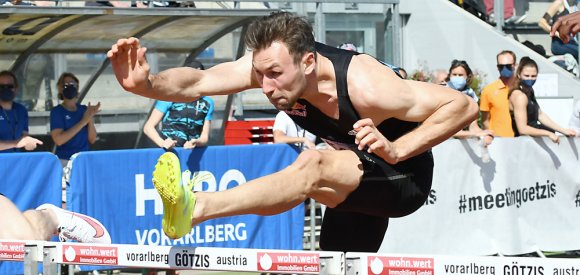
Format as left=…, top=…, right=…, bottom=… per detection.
left=499, top=67, right=514, bottom=79
left=62, top=84, right=78, bottom=100
left=448, top=76, right=467, bottom=91
left=522, top=79, right=536, bottom=87
left=0, top=86, right=15, bottom=102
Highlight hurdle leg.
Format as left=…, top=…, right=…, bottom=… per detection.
left=23, top=244, right=38, bottom=275
left=42, top=244, right=59, bottom=275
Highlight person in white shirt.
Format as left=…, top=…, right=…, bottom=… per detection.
left=273, top=111, right=317, bottom=150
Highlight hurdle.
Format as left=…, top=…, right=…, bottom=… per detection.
left=1, top=240, right=344, bottom=275
left=345, top=252, right=580, bottom=275
left=4, top=240, right=580, bottom=275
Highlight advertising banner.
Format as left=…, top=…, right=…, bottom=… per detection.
left=67, top=145, right=304, bottom=250
left=380, top=137, right=580, bottom=255
left=0, top=152, right=62, bottom=274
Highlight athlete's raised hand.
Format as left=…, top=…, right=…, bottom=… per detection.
left=353, top=118, right=398, bottom=164
left=550, top=12, right=580, bottom=44
left=107, top=37, right=152, bottom=93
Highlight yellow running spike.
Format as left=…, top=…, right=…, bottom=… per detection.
left=152, top=152, right=196, bottom=239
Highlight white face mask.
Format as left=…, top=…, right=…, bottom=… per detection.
left=448, top=76, right=467, bottom=91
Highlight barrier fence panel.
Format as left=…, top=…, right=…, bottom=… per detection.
left=345, top=252, right=580, bottom=275
left=67, top=144, right=303, bottom=248
left=17, top=241, right=344, bottom=275
left=0, top=152, right=62, bottom=275
left=67, top=144, right=304, bottom=271
left=380, top=137, right=580, bottom=256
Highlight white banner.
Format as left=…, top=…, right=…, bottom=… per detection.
left=380, top=137, right=580, bottom=255
left=346, top=252, right=580, bottom=275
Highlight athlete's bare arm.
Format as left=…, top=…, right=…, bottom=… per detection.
left=107, top=37, right=259, bottom=102
left=348, top=55, right=478, bottom=163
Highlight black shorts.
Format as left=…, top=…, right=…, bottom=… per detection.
left=334, top=149, right=434, bottom=217
left=319, top=150, right=434, bottom=252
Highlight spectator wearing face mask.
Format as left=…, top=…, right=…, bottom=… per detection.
left=509, top=57, right=576, bottom=143
left=480, top=50, right=517, bottom=138
left=445, top=60, right=494, bottom=145
left=0, top=70, right=43, bottom=152
left=50, top=72, right=101, bottom=166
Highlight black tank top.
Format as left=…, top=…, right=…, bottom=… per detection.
left=510, top=89, right=554, bottom=136
left=284, top=42, right=419, bottom=151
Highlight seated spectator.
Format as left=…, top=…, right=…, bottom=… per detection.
left=431, top=69, right=448, bottom=85
left=0, top=70, right=43, bottom=152
left=144, top=60, right=214, bottom=150
left=539, top=0, right=579, bottom=60
left=0, top=194, right=111, bottom=243
left=445, top=60, right=494, bottom=144
left=50, top=72, right=100, bottom=166
left=273, top=111, right=317, bottom=150
left=0, top=0, right=35, bottom=5
left=509, top=57, right=576, bottom=143
left=484, top=0, right=513, bottom=21
left=568, top=100, right=580, bottom=136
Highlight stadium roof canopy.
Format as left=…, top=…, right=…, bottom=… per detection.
left=0, top=6, right=272, bottom=72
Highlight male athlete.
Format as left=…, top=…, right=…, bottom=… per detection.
left=108, top=12, right=477, bottom=252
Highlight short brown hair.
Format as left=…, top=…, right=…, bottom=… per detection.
left=496, top=50, right=516, bottom=64
left=244, top=12, right=316, bottom=64
left=0, top=70, right=18, bottom=88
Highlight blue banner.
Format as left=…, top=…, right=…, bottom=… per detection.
left=68, top=144, right=303, bottom=250
left=0, top=152, right=62, bottom=275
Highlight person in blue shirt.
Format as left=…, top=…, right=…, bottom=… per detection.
left=50, top=72, right=100, bottom=163
left=0, top=70, right=42, bottom=152
left=143, top=60, right=214, bottom=150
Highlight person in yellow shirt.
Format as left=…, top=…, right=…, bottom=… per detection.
left=480, top=50, right=517, bottom=137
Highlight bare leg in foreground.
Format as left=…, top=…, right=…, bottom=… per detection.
left=192, top=149, right=364, bottom=226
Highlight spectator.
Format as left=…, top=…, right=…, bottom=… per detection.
left=144, top=61, right=214, bottom=150
left=0, top=70, right=43, bottom=152
left=483, top=0, right=516, bottom=23
left=539, top=0, right=579, bottom=60
left=480, top=50, right=517, bottom=137
left=550, top=10, right=580, bottom=43
left=431, top=69, right=448, bottom=85
left=569, top=100, right=580, bottom=136
left=445, top=60, right=494, bottom=144
left=509, top=56, right=576, bottom=143
left=273, top=111, right=317, bottom=150
left=398, top=67, right=408, bottom=79
left=50, top=72, right=100, bottom=166
left=0, top=195, right=111, bottom=243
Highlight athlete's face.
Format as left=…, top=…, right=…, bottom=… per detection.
left=252, top=41, right=309, bottom=110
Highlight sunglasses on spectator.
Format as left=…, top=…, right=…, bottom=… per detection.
left=497, top=64, right=514, bottom=70
left=0, top=84, right=15, bottom=89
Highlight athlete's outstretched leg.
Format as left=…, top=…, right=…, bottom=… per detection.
left=0, top=195, right=53, bottom=240
left=153, top=149, right=365, bottom=239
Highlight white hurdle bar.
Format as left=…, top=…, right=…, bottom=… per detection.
left=345, top=252, right=580, bottom=275
left=4, top=240, right=580, bottom=275
left=0, top=240, right=344, bottom=275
